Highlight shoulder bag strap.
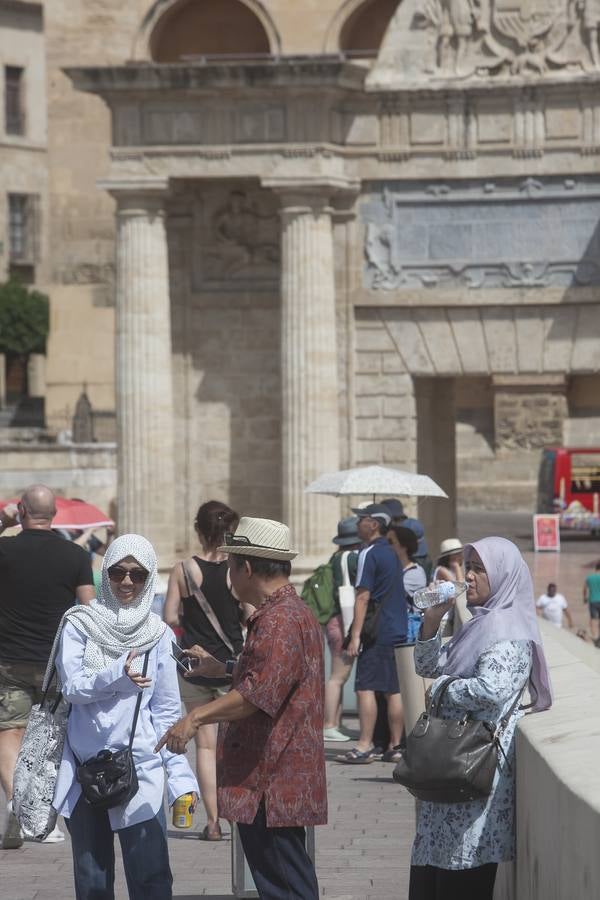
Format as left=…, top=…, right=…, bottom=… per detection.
left=181, top=560, right=235, bottom=655
left=128, top=651, right=150, bottom=752
left=340, top=551, right=351, bottom=587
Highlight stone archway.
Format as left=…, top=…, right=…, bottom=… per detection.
left=132, top=0, right=282, bottom=62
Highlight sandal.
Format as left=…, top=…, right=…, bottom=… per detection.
left=336, top=747, right=376, bottom=764
left=199, top=823, right=223, bottom=841
left=382, top=745, right=404, bottom=763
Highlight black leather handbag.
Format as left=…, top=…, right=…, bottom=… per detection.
left=76, top=651, right=149, bottom=811
left=393, top=676, right=523, bottom=804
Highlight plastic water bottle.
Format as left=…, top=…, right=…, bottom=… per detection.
left=412, top=581, right=466, bottom=611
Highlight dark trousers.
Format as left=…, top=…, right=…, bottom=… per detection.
left=237, top=801, right=319, bottom=900
left=409, top=863, right=498, bottom=900
left=65, top=796, right=173, bottom=900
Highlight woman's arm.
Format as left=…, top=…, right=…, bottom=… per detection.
left=414, top=630, right=445, bottom=677
left=163, top=564, right=184, bottom=628
left=55, top=622, right=136, bottom=704
left=149, top=631, right=199, bottom=804
left=432, top=640, right=532, bottom=717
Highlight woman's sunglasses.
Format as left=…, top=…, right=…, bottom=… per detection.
left=107, top=566, right=148, bottom=585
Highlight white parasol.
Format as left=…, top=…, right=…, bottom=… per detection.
left=304, top=465, right=448, bottom=502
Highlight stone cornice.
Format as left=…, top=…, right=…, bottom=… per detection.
left=64, top=59, right=367, bottom=97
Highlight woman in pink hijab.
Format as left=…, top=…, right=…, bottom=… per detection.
left=409, top=537, right=552, bottom=900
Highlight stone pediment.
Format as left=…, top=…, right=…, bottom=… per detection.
left=368, top=0, right=599, bottom=88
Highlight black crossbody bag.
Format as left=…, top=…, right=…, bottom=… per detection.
left=76, top=651, right=149, bottom=811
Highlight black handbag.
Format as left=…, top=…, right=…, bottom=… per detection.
left=393, top=676, right=523, bottom=804
left=75, top=651, right=149, bottom=811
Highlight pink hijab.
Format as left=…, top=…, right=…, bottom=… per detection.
left=441, top=537, right=553, bottom=712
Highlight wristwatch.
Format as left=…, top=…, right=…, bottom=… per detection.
left=225, top=658, right=236, bottom=676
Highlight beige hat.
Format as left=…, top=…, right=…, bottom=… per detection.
left=218, top=516, right=297, bottom=561
left=438, top=537, right=464, bottom=561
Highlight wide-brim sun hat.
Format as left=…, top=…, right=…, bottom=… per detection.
left=217, top=516, right=297, bottom=561
left=437, top=537, right=464, bottom=562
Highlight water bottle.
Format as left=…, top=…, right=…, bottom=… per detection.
left=412, top=581, right=467, bottom=611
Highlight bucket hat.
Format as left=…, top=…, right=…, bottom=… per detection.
left=218, top=516, right=297, bottom=561
left=332, top=516, right=360, bottom=546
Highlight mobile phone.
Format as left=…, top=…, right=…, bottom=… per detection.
left=171, top=641, right=192, bottom=674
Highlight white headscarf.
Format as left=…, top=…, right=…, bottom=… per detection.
left=64, top=534, right=166, bottom=674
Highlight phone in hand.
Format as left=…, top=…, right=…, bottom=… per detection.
left=171, top=641, right=193, bottom=674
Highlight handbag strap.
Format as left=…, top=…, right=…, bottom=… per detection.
left=128, top=651, right=150, bottom=753
left=181, top=560, right=235, bottom=655
left=431, top=674, right=527, bottom=733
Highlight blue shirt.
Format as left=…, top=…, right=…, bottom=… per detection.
left=356, top=537, right=407, bottom=646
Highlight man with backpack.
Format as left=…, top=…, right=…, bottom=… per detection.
left=301, top=518, right=362, bottom=742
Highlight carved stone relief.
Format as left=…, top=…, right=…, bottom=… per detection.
left=362, top=177, right=600, bottom=290
left=191, top=188, right=280, bottom=289
left=369, top=0, right=600, bottom=86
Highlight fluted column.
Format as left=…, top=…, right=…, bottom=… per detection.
left=270, top=183, right=346, bottom=561
left=108, top=181, right=176, bottom=565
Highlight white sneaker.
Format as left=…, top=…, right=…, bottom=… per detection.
left=2, top=801, right=24, bottom=849
left=41, top=823, right=65, bottom=843
left=323, top=726, right=351, bottom=742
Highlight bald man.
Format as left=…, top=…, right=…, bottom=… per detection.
left=0, top=485, right=95, bottom=847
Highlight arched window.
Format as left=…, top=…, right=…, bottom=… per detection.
left=150, top=0, right=272, bottom=62
left=339, top=0, right=398, bottom=57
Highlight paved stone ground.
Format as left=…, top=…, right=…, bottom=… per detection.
left=0, top=731, right=415, bottom=900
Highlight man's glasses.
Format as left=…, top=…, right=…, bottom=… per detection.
left=224, top=532, right=252, bottom=547
left=107, top=566, right=148, bottom=585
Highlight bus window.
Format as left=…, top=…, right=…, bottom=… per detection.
left=570, top=453, right=600, bottom=494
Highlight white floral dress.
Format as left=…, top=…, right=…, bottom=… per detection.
left=411, top=634, right=532, bottom=870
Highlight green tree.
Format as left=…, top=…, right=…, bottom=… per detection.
left=0, top=279, right=49, bottom=355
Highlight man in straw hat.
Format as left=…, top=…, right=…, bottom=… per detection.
left=156, top=517, right=325, bottom=899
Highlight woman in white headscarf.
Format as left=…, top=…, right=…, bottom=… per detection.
left=408, top=537, right=552, bottom=900
left=53, top=534, right=199, bottom=900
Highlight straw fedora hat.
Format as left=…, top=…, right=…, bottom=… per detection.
left=217, top=516, right=297, bottom=561
left=437, top=537, right=464, bottom=562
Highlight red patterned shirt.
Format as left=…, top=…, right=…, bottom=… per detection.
left=216, top=582, right=327, bottom=827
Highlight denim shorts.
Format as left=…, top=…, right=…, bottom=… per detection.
left=589, top=603, right=600, bottom=620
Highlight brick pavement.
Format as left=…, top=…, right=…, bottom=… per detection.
left=0, top=731, right=415, bottom=900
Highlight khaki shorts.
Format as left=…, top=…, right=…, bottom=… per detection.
left=0, top=660, right=52, bottom=730
left=178, top=671, right=230, bottom=709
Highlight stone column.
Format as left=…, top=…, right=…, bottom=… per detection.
left=106, top=180, right=176, bottom=566
left=267, top=181, right=350, bottom=563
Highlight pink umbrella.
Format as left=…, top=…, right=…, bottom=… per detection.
left=2, top=496, right=114, bottom=530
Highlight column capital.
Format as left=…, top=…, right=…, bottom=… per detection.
left=98, top=177, right=170, bottom=213
left=262, top=176, right=359, bottom=213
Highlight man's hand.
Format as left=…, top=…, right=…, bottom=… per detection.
left=346, top=634, right=361, bottom=658
left=183, top=644, right=227, bottom=679
left=124, top=650, right=152, bottom=689
left=0, top=504, right=19, bottom=530
left=155, top=713, right=197, bottom=755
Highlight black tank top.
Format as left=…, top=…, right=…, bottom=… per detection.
left=181, top=557, right=244, bottom=671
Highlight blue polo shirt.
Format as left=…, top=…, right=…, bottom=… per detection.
left=355, top=537, right=407, bottom=646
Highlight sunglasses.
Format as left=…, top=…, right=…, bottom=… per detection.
left=224, top=532, right=283, bottom=552
left=107, top=566, right=148, bottom=585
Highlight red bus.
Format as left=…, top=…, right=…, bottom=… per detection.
left=538, top=447, right=600, bottom=524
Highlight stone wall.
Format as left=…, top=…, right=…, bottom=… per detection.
left=0, top=1, right=48, bottom=284
left=494, top=621, right=600, bottom=900
left=0, top=442, right=116, bottom=516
